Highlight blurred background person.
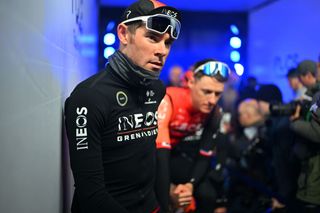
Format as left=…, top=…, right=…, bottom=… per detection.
left=255, top=84, right=300, bottom=213
left=225, top=84, right=301, bottom=213
left=166, top=65, right=184, bottom=87
left=226, top=98, right=272, bottom=213
left=297, top=60, right=319, bottom=98
left=219, top=71, right=240, bottom=115
left=290, top=59, right=320, bottom=213
left=237, top=76, right=258, bottom=103
left=286, top=68, right=308, bottom=100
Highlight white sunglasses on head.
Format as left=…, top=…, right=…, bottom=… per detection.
left=122, top=14, right=181, bottom=39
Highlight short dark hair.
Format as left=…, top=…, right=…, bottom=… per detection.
left=126, top=21, right=144, bottom=34
left=256, top=84, right=283, bottom=103
left=286, top=68, right=299, bottom=78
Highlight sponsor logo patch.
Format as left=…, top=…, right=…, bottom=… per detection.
left=126, top=10, right=131, bottom=19
left=116, top=91, right=128, bottom=106
left=75, top=107, right=88, bottom=150
left=145, top=90, right=157, bottom=105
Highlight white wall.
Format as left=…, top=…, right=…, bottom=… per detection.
left=248, top=0, right=320, bottom=102
left=0, top=0, right=98, bottom=213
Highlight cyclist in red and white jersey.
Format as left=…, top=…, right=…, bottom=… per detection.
left=155, top=59, right=230, bottom=213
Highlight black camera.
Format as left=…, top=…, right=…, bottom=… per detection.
left=269, top=100, right=312, bottom=116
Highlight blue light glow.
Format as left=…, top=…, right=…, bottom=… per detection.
left=234, top=63, right=244, bottom=76
left=106, top=21, right=116, bottom=32
left=230, top=51, right=240, bottom=62
left=230, top=25, right=239, bottom=35
left=104, top=47, right=115, bottom=59
left=104, top=33, right=116, bottom=45
left=76, top=35, right=97, bottom=44
left=230, top=37, right=241, bottom=49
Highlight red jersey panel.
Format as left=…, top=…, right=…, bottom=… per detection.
left=156, top=87, right=209, bottom=149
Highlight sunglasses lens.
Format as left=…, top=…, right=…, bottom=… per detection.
left=218, top=65, right=230, bottom=79
left=197, top=62, right=230, bottom=81
left=171, top=19, right=180, bottom=38
left=146, top=15, right=180, bottom=39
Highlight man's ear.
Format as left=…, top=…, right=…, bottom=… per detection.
left=117, top=23, right=129, bottom=45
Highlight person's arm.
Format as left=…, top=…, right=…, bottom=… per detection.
left=64, top=88, right=129, bottom=213
left=155, top=95, right=173, bottom=213
left=173, top=113, right=220, bottom=210
left=156, top=149, right=171, bottom=213
left=187, top=154, right=212, bottom=191
left=189, top=107, right=222, bottom=189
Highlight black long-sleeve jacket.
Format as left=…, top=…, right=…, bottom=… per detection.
left=64, top=64, right=165, bottom=213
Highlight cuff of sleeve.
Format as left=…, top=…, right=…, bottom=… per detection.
left=156, top=141, right=171, bottom=149
left=199, top=149, right=214, bottom=157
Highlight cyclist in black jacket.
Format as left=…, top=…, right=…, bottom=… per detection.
left=64, top=1, right=181, bottom=212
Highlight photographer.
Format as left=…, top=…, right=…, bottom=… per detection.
left=257, top=88, right=302, bottom=213
left=226, top=97, right=275, bottom=213
left=244, top=84, right=300, bottom=213
left=297, top=60, right=320, bottom=96
left=289, top=59, right=320, bottom=212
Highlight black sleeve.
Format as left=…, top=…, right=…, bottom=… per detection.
left=155, top=148, right=171, bottom=213
left=64, top=88, right=129, bottom=213
left=190, top=107, right=222, bottom=187
left=190, top=155, right=211, bottom=187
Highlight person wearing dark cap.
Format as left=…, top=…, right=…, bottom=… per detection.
left=290, top=60, right=320, bottom=212
left=297, top=60, right=319, bottom=95
left=286, top=68, right=308, bottom=100
left=292, top=59, right=320, bottom=143
left=64, top=1, right=181, bottom=213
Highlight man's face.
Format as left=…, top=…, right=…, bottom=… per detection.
left=287, top=77, right=300, bottom=90
left=121, top=24, right=174, bottom=72
left=299, top=72, right=316, bottom=87
left=188, top=76, right=224, bottom=114
left=238, top=99, right=263, bottom=127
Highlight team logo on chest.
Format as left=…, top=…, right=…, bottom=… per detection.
left=144, top=90, right=157, bottom=105
left=117, top=111, right=159, bottom=142
left=116, top=91, right=128, bottom=107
